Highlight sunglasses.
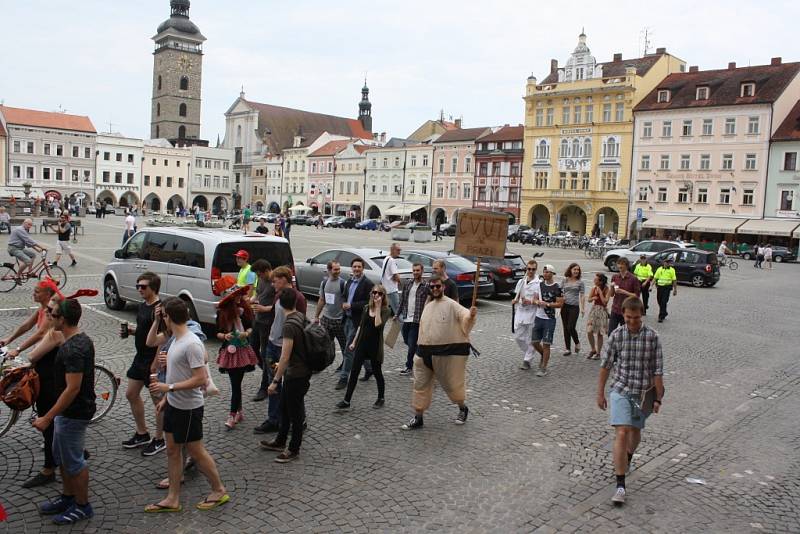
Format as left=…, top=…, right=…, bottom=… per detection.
left=429, top=284, right=443, bottom=289
left=136, top=284, right=149, bottom=290
left=46, top=306, right=61, bottom=318
left=371, top=291, right=384, bottom=296
left=526, top=268, right=536, bottom=271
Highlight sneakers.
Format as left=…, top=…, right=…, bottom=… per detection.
left=336, top=400, right=351, bottom=409
left=234, top=410, right=244, bottom=423
left=122, top=432, right=151, bottom=449
left=373, top=398, right=385, bottom=409
left=253, top=421, right=279, bottom=434
left=22, top=472, right=56, bottom=488
left=274, top=450, right=299, bottom=463
left=519, top=361, right=531, bottom=370
left=359, top=371, right=373, bottom=382
left=562, top=350, right=572, bottom=356
left=224, top=413, right=237, bottom=430
left=52, top=502, right=94, bottom=525
left=70, top=260, right=77, bottom=267
left=401, top=415, right=424, bottom=430
left=611, top=487, right=626, bottom=506
left=399, top=367, right=413, bottom=376
left=252, top=390, right=268, bottom=402
left=259, top=439, right=286, bottom=452
left=334, top=380, right=347, bottom=390
left=141, top=438, right=166, bottom=457
left=535, top=368, right=549, bottom=377
left=39, top=495, right=74, bottom=515
left=455, top=405, right=469, bottom=425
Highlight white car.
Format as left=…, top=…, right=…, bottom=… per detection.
left=603, top=240, right=693, bottom=272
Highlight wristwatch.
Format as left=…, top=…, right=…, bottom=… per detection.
left=168, top=384, right=175, bottom=392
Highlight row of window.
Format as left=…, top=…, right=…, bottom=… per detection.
left=640, top=116, right=760, bottom=138
left=194, top=158, right=229, bottom=170
left=156, top=103, right=188, bottom=118
left=11, top=165, right=91, bottom=182
left=478, top=161, right=522, bottom=177
left=656, top=82, right=756, bottom=104
left=476, top=141, right=523, bottom=151
left=102, top=151, right=137, bottom=163
left=535, top=103, right=624, bottom=127
left=640, top=152, right=759, bottom=171
left=101, top=171, right=135, bottom=185
left=637, top=184, right=755, bottom=206
left=432, top=182, right=473, bottom=200
left=369, top=154, right=433, bottom=169
left=534, top=138, right=620, bottom=160
left=13, top=140, right=93, bottom=159
left=143, top=175, right=186, bottom=188
left=531, top=171, right=619, bottom=191
left=156, top=75, right=190, bottom=92
left=191, top=175, right=229, bottom=190
left=474, top=186, right=520, bottom=204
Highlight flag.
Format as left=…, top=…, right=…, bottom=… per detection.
left=0, top=502, right=8, bottom=521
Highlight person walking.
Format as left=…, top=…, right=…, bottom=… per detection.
left=314, top=260, right=348, bottom=367
left=283, top=214, right=292, bottom=242
left=34, top=299, right=96, bottom=525
left=597, top=297, right=664, bottom=506
left=529, top=265, right=564, bottom=377
left=397, top=263, right=429, bottom=375
left=242, top=205, right=252, bottom=233
left=121, top=272, right=166, bottom=456
left=336, top=285, right=392, bottom=409
left=513, top=259, right=540, bottom=370
left=608, top=258, right=641, bottom=334
left=653, top=257, right=677, bottom=323
left=381, top=243, right=402, bottom=316
left=755, top=244, right=765, bottom=269
left=250, top=260, right=275, bottom=403
left=632, top=254, right=653, bottom=315
left=260, top=290, right=312, bottom=463
left=338, top=257, right=374, bottom=389
left=49, top=213, right=77, bottom=267
left=434, top=221, right=443, bottom=241
left=401, top=274, right=477, bottom=430
left=586, top=273, right=611, bottom=360
left=764, top=244, right=773, bottom=270
left=432, top=259, right=459, bottom=300
left=123, top=210, right=136, bottom=245
left=146, top=298, right=229, bottom=513
left=560, top=263, right=585, bottom=356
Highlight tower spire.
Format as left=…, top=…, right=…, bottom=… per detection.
left=359, top=77, right=372, bottom=132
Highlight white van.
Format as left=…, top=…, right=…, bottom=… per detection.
left=103, top=228, right=294, bottom=325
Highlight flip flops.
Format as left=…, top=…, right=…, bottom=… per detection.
left=144, top=503, right=182, bottom=513
left=196, top=494, right=230, bottom=511
left=155, top=478, right=185, bottom=490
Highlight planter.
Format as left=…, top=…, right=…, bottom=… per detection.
left=413, top=228, right=432, bottom=243
left=391, top=228, right=411, bottom=241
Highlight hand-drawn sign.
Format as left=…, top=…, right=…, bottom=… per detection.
left=454, top=209, right=509, bottom=259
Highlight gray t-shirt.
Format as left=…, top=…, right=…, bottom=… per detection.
left=561, top=278, right=585, bottom=307
left=269, top=300, right=287, bottom=347
left=166, top=331, right=205, bottom=410
left=320, top=277, right=344, bottom=320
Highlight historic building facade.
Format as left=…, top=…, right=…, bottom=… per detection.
left=766, top=99, right=800, bottom=223
left=307, top=140, right=352, bottom=214
left=150, top=0, right=206, bottom=143
left=431, top=127, right=491, bottom=224
left=95, top=133, right=144, bottom=210
left=332, top=142, right=368, bottom=217
left=0, top=121, right=6, bottom=187
left=473, top=125, right=524, bottom=223
left=141, top=139, right=190, bottom=214
left=189, top=145, right=234, bottom=214
left=522, top=32, right=686, bottom=236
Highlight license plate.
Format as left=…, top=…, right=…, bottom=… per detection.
left=479, top=276, right=487, bottom=282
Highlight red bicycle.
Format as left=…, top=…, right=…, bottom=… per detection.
left=0, top=250, right=67, bottom=292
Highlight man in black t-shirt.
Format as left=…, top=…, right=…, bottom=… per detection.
left=34, top=299, right=96, bottom=525
left=121, top=272, right=165, bottom=455
left=250, top=260, right=275, bottom=403
left=530, top=265, right=564, bottom=377
left=50, top=214, right=77, bottom=267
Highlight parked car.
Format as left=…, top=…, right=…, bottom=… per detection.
left=507, top=225, right=531, bottom=242
left=399, top=250, right=494, bottom=302
left=294, top=248, right=415, bottom=296
left=739, top=245, right=795, bottom=263
left=324, top=215, right=344, bottom=227
left=339, top=217, right=358, bottom=229
left=356, top=218, right=381, bottom=230
left=519, top=229, right=545, bottom=245
left=459, top=252, right=539, bottom=296
left=103, top=228, right=294, bottom=326
left=289, top=214, right=314, bottom=226
left=436, top=221, right=457, bottom=236
left=647, top=248, right=720, bottom=287
left=604, top=240, right=693, bottom=272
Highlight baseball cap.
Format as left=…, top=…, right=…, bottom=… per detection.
left=542, top=264, right=556, bottom=273
left=234, top=249, right=249, bottom=260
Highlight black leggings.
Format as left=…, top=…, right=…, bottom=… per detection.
left=37, top=397, right=56, bottom=469
left=561, top=304, right=580, bottom=350
left=227, top=367, right=246, bottom=413
left=345, top=352, right=384, bottom=403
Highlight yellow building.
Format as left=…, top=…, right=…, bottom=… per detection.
left=521, top=32, right=685, bottom=236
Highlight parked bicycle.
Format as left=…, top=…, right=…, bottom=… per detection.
left=0, top=349, right=120, bottom=438
left=0, top=250, right=67, bottom=293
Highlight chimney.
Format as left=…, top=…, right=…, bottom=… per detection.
left=454, top=118, right=463, bottom=129
left=689, top=66, right=699, bottom=72
left=613, top=53, right=622, bottom=62
left=373, top=133, right=379, bottom=141
left=550, top=59, right=558, bottom=73
left=655, top=47, right=666, bottom=54
left=728, top=62, right=736, bottom=70
left=771, top=57, right=782, bottom=65
left=380, top=132, right=386, bottom=143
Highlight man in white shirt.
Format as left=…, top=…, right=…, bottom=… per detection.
left=512, top=259, right=540, bottom=369
left=381, top=243, right=402, bottom=315
left=398, top=263, right=429, bottom=375
left=123, top=212, right=136, bottom=245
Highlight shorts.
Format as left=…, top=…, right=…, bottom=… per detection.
left=8, top=246, right=36, bottom=264
left=531, top=316, right=556, bottom=345
left=609, top=390, right=650, bottom=430
left=163, top=403, right=204, bottom=444
left=126, top=355, right=155, bottom=383
left=52, top=416, right=90, bottom=476
left=56, top=240, right=72, bottom=255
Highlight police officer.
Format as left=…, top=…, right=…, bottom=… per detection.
left=632, top=254, right=653, bottom=315
left=653, top=257, right=677, bottom=323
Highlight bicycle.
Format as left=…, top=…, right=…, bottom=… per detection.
left=0, top=250, right=67, bottom=292
left=718, top=255, right=738, bottom=270
left=0, top=349, right=120, bottom=438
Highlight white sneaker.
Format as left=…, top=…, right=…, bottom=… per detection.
left=535, top=368, right=548, bottom=377
left=612, top=486, right=626, bottom=505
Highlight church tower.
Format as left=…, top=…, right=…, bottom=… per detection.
left=150, top=0, right=206, bottom=142
left=358, top=80, right=373, bottom=133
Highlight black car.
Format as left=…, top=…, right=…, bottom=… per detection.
left=289, top=214, right=314, bottom=226
left=459, top=253, right=537, bottom=296
left=399, top=250, right=494, bottom=302
left=507, top=225, right=531, bottom=242
left=436, top=221, right=457, bottom=236
left=739, top=245, right=796, bottom=263
left=647, top=248, right=720, bottom=287
left=339, top=217, right=358, bottom=229
left=519, top=229, right=545, bottom=245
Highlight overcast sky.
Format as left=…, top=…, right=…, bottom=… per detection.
left=2, top=0, right=797, bottom=142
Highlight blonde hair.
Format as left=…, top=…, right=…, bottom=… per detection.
left=370, top=284, right=389, bottom=326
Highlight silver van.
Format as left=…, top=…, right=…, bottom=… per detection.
left=103, top=228, right=294, bottom=325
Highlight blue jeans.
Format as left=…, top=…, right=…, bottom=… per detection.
left=52, top=416, right=90, bottom=476
left=401, top=321, right=419, bottom=370
left=340, top=316, right=371, bottom=381
left=387, top=292, right=400, bottom=316
left=264, top=341, right=282, bottom=424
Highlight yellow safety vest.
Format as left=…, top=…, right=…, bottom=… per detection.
left=237, top=264, right=254, bottom=289
left=653, top=266, right=676, bottom=286
left=633, top=263, right=653, bottom=282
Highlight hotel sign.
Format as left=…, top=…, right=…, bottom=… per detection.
left=666, top=173, right=723, bottom=180
left=560, top=127, right=592, bottom=135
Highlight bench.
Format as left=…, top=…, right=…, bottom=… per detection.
left=39, top=218, right=84, bottom=236
left=8, top=218, right=36, bottom=233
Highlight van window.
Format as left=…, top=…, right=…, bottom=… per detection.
left=172, top=236, right=205, bottom=268
left=124, top=232, right=147, bottom=259
left=142, top=232, right=176, bottom=262
left=214, top=241, right=294, bottom=273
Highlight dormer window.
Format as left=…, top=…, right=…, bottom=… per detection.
left=741, top=82, right=755, bottom=97
left=696, top=86, right=709, bottom=100
left=657, top=90, right=670, bottom=103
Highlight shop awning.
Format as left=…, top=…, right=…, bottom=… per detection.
left=288, top=205, right=309, bottom=212
left=794, top=226, right=800, bottom=239
left=686, top=217, right=747, bottom=234
left=737, top=218, right=800, bottom=237
left=385, top=204, right=427, bottom=217
left=642, top=214, right=698, bottom=231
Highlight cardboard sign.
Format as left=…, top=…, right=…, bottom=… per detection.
left=453, top=209, right=509, bottom=259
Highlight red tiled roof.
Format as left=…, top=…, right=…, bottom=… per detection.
left=540, top=53, right=664, bottom=85
left=308, top=139, right=353, bottom=158
left=241, top=99, right=371, bottom=155
left=773, top=99, right=800, bottom=141
left=634, top=62, right=800, bottom=112
left=353, top=145, right=370, bottom=154
left=0, top=105, right=96, bottom=133
left=478, top=125, right=524, bottom=142
left=433, top=127, right=492, bottom=143
left=0, top=121, right=6, bottom=137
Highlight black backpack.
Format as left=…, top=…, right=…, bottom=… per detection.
left=287, top=315, right=335, bottom=374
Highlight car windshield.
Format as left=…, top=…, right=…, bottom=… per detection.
left=445, top=256, right=477, bottom=271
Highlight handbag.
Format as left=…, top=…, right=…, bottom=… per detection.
left=384, top=318, right=401, bottom=349
left=0, top=366, right=40, bottom=410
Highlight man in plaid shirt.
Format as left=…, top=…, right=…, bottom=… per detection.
left=398, top=263, right=429, bottom=375
left=597, top=296, right=664, bottom=506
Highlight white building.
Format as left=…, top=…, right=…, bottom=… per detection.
left=189, top=145, right=235, bottom=214
left=141, top=139, right=191, bottom=214
left=95, top=133, right=144, bottom=210
left=364, top=142, right=433, bottom=222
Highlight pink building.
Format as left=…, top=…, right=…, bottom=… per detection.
left=307, top=139, right=352, bottom=214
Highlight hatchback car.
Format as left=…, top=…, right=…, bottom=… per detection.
left=459, top=252, right=538, bottom=296
left=739, top=245, right=796, bottom=263
left=647, top=248, right=720, bottom=287
left=604, top=240, right=691, bottom=271
left=356, top=219, right=380, bottom=230
left=399, top=250, right=493, bottom=302
left=104, top=228, right=294, bottom=325
left=436, top=221, right=457, bottom=236
left=294, top=248, right=415, bottom=296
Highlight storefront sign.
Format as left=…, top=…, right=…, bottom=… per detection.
left=560, top=128, right=592, bottom=135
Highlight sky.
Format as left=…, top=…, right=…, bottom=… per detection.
left=2, top=0, right=798, bottom=142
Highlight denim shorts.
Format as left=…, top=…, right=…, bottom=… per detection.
left=52, top=416, right=90, bottom=476
left=531, top=316, right=556, bottom=345
left=609, top=390, right=650, bottom=430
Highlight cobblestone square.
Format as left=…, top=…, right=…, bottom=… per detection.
left=1, top=217, right=798, bottom=533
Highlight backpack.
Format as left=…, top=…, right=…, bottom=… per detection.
left=0, top=366, right=40, bottom=411
left=287, top=315, right=335, bottom=374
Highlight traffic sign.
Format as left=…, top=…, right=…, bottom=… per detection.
left=636, top=208, right=643, bottom=222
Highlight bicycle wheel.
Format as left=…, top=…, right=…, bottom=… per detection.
left=92, top=364, right=119, bottom=424
left=0, top=402, right=20, bottom=438
left=39, top=265, right=67, bottom=289
left=0, top=265, right=18, bottom=293
left=728, top=260, right=738, bottom=271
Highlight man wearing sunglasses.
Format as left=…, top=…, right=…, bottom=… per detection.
left=120, top=272, right=165, bottom=456
left=402, top=274, right=477, bottom=430
left=512, top=259, right=540, bottom=369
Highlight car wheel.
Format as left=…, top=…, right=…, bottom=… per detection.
left=691, top=274, right=705, bottom=287
left=605, top=257, right=619, bottom=272
left=774, top=255, right=783, bottom=263
left=742, top=252, right=752, bottom=260
left=104, top=278, right=125, bottom=310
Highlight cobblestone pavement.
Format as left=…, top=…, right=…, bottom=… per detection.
left=1, top=218, right=798, bottom=533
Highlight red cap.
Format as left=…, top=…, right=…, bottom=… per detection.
left=234, top=249, right=249, bottom=260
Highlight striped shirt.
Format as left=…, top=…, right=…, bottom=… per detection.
left=600, top=324, right=663, bottom=396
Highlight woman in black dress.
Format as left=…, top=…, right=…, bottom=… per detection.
left=336, top=285, right=392, bottom=409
